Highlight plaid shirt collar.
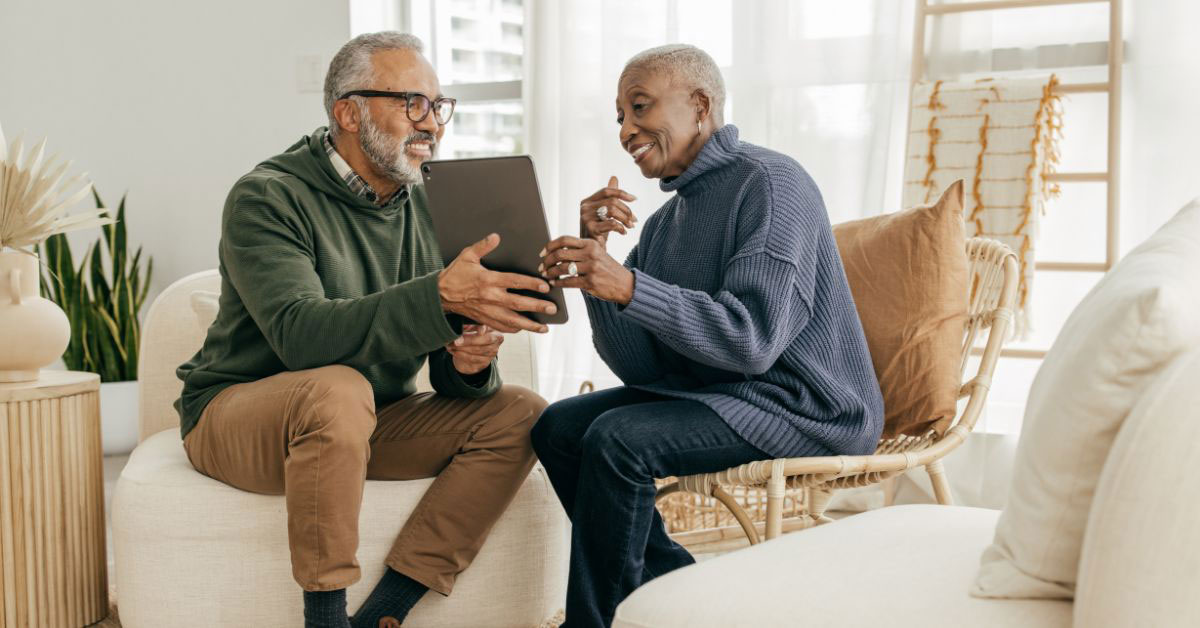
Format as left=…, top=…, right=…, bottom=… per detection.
left=323, top=133, right=408, bottom=207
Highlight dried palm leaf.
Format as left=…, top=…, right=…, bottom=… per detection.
left=0, top=122, right=113, bottom=252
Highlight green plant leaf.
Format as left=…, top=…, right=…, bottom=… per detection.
left=93, top=307, right=120, bottom=382
left=138, top=257, right=154, bottom=313
left=31, top=188, right=150, bottom=380
left=112, top=195, right=128, bottom=282
left=124, top=316, right=140, bottom=380
left=89, top=238, right=111, bottom=307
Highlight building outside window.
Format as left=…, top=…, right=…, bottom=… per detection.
left=351, top=0, right=527, bottom=159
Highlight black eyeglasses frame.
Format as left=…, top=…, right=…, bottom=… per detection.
left=338, top=90, right=457, bottom=125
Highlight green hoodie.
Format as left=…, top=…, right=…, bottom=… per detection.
left=175, top=128, right=498, bottom=438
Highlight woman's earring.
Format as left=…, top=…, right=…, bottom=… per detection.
left=697, top=120, right=702, bottom=135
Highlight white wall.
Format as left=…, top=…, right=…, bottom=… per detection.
left=0, top=0, right=350, bottom=299
left=1122, top=2, right=1200, bottom=248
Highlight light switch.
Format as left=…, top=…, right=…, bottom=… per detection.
left=296, top=55, right=324, bottom=93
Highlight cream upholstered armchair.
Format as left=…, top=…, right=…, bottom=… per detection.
left=655, top=236, right=1019, bottom=548
left=111, top=270, right=568, bottom=628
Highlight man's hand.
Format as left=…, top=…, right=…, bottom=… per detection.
left=446, top=324, right=503, bottom=375
left=539, top=235, right=635, bottom=305
left=439, top=233, right=555, bottom=334
left=579, top=175, right=637, bottom=247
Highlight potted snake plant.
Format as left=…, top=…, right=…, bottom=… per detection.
left=41, top=190, right=152, bottom=455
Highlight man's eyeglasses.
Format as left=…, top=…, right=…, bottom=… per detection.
left=338, top=90, right=457, bottom=125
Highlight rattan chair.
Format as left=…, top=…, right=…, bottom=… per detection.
left=654, top=237, right=1019, bottom=549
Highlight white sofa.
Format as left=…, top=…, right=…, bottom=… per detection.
left=615, top=349, right=1200, bottom=627
left=614, top=199, right=1200, bottom=627
left=112, top=270, right=569, bottom=628
left=615, top=505, right=1069, bottom=627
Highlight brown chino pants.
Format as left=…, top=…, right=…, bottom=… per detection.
left=182, top=364, right=546, bottom=594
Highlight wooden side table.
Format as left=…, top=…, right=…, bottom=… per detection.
left=0, top=371, right=107, bottom=627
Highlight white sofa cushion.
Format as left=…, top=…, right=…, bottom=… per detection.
left=113, top=430, right=568, bottom=628
left=190, top=289, right=220, bottom=329
left=139, top=271, right=222, bottom=441
left=614, top=506, right=1070, bottom=628
left=1074, top=348, right=1200, bottom=627
left=973, top=199, right=1200, bottom=599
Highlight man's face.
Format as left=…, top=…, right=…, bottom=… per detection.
left=356, top=48, right=446, bottom=186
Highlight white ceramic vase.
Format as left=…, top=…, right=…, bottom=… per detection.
left=0, top=250, right=71, bottom=383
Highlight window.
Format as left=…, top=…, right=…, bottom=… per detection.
left=350, top=0, right=527, bottom=160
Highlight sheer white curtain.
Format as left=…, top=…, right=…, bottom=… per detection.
left=526, top=0, right=914, bottom=402
left=523, top=0, right=1200, bottom=509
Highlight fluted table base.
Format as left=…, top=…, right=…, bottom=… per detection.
left=1, top=371, right=107, bottom=627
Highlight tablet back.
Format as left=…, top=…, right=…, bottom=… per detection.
left=420, top=155, right=568, bottom=325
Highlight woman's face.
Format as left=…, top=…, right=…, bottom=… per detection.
left=616, top=70, right=708, bottom=180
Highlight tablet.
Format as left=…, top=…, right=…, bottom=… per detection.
left=420, top=155, right=568, bottom=325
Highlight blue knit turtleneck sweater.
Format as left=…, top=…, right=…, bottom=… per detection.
left=584, top=125, right=884, bottom=459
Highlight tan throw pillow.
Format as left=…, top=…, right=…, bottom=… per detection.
left=833, top=181, right=968, bottom=438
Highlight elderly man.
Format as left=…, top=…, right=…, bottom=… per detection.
left=175, top=32, right=557, bottom=628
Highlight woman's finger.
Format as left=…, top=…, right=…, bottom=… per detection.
left=542, top=234, right=589, bottom=256
left=581, top=199, right=637, bottom=228
left=583, top=218, right=627, bottom=238
left=539, top=245, right=594, bottom=272
left=582, top=186, right=637, bottom=204
left=542, top=260, right=592, bottom=280
left=549, top=274, right=590, bottom=290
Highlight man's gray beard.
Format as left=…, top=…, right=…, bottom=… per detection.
left=358, top=108, right=435, bottom=186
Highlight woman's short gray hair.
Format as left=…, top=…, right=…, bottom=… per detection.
left=621, top=44, right=726, bottom=125
left=323, top=32, right=425, bottom=136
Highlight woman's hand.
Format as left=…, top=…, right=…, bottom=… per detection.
left=446, top=324, right=503, bottom=375
left=579, top=175, right=638, bottom=247
left=539, top=236, right=635, bottom=305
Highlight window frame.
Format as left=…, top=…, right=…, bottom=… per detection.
left=394, top=0, right=531, bottom=158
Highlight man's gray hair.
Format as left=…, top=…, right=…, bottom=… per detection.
left=324, top=32, right=425, bottom=136
left=621, top=44, right=726, bottom=125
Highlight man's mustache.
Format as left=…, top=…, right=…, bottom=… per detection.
left=405, top=132, right=437, bottom=147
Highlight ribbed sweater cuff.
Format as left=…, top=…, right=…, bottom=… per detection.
left=430, top=352, right=499, bottom=398
left=385, top=270, right=461, bottom=350
left=620, top=269, right=678, bottom=334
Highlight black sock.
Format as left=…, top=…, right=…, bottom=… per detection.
left=303, top=589, right=350, bottom=628
left=350, top=568, right=428, bottom=628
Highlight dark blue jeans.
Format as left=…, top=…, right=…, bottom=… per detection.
left=530, top=387, right=768, bottom=627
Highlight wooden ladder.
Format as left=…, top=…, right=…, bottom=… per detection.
left=911, top=0, right=1123, bottom=360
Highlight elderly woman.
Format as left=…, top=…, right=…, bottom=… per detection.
left=531, top=44, right=884, bottom=626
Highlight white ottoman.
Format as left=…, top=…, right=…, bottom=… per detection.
left=113, top=430, right=568, bottom=627
left=614, top=505, right=1070, bottom=628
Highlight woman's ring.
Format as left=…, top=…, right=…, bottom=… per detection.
left=567, top=262, right=579, bottom=276
left=596, top=206, right=609, bottom=220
